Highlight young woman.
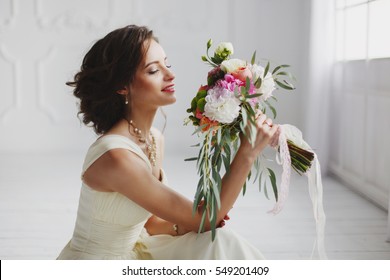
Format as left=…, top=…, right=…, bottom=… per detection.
left=57, top=25, right=278, bottom=260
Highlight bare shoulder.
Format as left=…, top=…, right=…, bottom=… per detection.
left=83, top=148, right=150, bottom=192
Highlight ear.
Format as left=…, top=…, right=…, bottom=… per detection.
left=116, top=87, right=129, bottom=96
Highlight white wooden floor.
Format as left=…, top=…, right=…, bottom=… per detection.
left=1, top=152, right=390, bottom=260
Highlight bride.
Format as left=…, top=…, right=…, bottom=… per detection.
left=57, top=25, right=279, bottom=260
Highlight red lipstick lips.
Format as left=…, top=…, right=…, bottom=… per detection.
left=162, top=84, right=175, bottom=93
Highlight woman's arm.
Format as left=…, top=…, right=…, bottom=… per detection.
left=83, top=114, right=277, bottom=233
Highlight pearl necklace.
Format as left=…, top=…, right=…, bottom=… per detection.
left=127, top=119, right=157, bottom=166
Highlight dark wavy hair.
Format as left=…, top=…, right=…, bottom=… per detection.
left=67, top=25, right=156, bottom=134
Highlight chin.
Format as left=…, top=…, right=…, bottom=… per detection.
left=164, top=95, right=177, bottom=105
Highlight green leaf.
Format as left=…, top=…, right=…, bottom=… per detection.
left=264, top=61, right=270, bottom=77
left=211, top=169, right=222, bottom=209
left=241, top=107, right=248, bottom=128
left=242, top=181, right=247, bottom=196
left=245, top=77, right=251, bottom=92
left=217, top=128, right=222, bottom=144
left=191, top=143, right=200, bottom=147
left=193, top=179, right=204, bottom=215
left=252, top=157, right=261, bottom=183
left=192, top=124, right=208, bottom=135
left=264, top=181, right=269, bottom=200
left=264, top=100, right=277, bottom=119
left=267, top=168, right=278, bottom=201
left=245, top=103, right=256, bottom=117
left=275, top=71, right=290, bottom=76
left=198, top=211, right=207, bottom=234
left=272, top=64, right=290, bottom=75
left=255, top=77, right=262, bottom=89
left=245, top=93, right=262, bottom=99
left=251, top=50, right=257, bottom=65
left=222, top=154, right=230, bottom=173
left=275, top=79, right=295, bottom=90
left=249, top=122, right=257, bottom=147
left=258, top=172, right=263, bottom=192
left=184, top=157, right=198, bottom=162
left=217, top=157, right=222, bottom=172
left=241, top=86, right=247, bottom=96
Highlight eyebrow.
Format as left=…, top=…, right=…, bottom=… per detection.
left=144, top=57, right=168, bottom=69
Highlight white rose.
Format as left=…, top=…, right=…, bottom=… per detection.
left=204, top=86, right=241, bottom=124
left=221, top=58, right=247, bottom=74
left=250, top=64, right=276, bottom=101
left=215, top=42, right=234, bottom=58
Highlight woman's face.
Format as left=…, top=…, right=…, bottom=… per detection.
left=129, top=39, right=176, bottom=109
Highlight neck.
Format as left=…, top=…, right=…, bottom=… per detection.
left=125, top=107, right=157, bottom=137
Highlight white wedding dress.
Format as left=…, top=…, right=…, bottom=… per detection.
left=57, top=135, right=264, bottom=260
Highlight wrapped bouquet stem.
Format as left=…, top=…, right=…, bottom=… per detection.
left=185, top=40, right=326, bottom=259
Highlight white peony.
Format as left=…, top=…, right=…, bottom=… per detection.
left=204, top=86, right=241, bottom=124
left=250, top=64, right=276, bottom=101
left=221, top=58, right=247, bottom=74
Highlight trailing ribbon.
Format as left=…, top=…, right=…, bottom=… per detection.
left=271, top=124, right=327, bottom=259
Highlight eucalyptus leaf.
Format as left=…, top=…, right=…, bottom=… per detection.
left=251, top=50, right=257, bottom=65
left=245, top=77, right=251, bottom=92
left=264, top=100, right=277, bottom=119
left=217, top=128, right=222, bottom=144
left=259, top=172, right=263, bottom=192
left=275, top=80, right=294, bottom=90
left=246, top=93, right=263, bottom=99
left=264, top=61, right=270, bottom=77
left=198, top=211, right=207, bottom=234
left=264, top=181, right=269, bottom=200
left=184, top=157, right=198, bottom=162
left=267, top=168, right=278, bottom=201
left=255, top=77, right=262, bottom=89
left=192, top=124, right=208, bottom=135
left=272, top=64, right=290, bottom=75
left=222, top=155, right=230, bottom=173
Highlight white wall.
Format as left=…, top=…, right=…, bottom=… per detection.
left=0, top=0, right=310, bottom=156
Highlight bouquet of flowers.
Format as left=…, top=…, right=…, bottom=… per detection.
left=185, top=40, right=318, bottom=240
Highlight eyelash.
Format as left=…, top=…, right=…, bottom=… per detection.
left=148, top=65, right=172, bottom=75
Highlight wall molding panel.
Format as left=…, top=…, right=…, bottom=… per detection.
left=0, top=45, right=18, bottom=123
left=34, top=0, right=113, bottom=30
left=0, top=0, right=16, bottom=29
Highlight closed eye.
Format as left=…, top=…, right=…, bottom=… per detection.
left=148, top=69, right=159, bottom=74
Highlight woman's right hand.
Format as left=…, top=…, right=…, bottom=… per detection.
left=239, top=113, right=279, bottom=157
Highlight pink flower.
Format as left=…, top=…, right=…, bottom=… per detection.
left=217, top=74, right=243, bottom=92
left=232, top=67, right=253, bottom=82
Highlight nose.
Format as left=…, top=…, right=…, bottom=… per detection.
left=164, top=67, right=175, bottom=81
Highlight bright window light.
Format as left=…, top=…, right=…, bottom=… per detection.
left=346, top=0, right=367, bottom=6
left=345, top=4, right=367, bottom=60
left=368, top=0, right=390, bottom=59
left=335, top=0, right=390, bottom=60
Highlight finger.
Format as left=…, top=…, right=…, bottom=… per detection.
left=269, top=123, right=279, bottom=136
left=265, top=118, right=273, bottom=127
left=270, top=125, right=280, bottom=147
left=224, top=214, right=230, bottom=220
left=256, top=114, right=267, bottom=126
